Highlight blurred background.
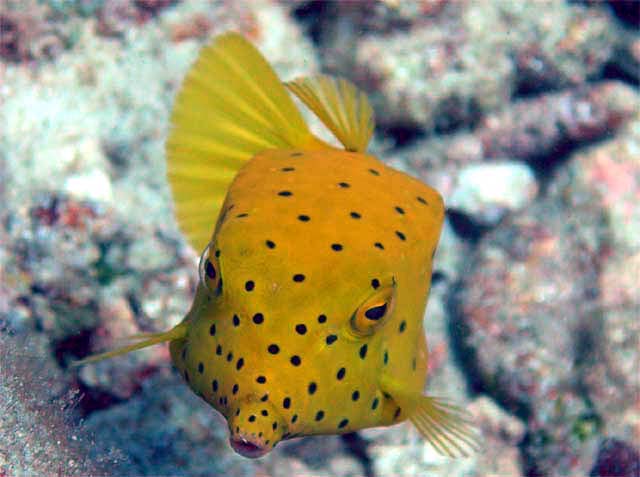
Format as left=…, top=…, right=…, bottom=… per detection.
left=0, top=1, right=638, bottom=476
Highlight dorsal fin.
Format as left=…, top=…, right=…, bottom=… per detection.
left=166, top=32, right=322, bottom=252
left=286, top=75, right=374, bottom=153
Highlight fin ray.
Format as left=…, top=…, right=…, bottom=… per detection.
left=380, top=376, right=480, bottom=458
left=71, top=322, right=188, bottom=367
left=167, top=32, right=317, bottom=252
left=286, top=75, right=374, bottom=152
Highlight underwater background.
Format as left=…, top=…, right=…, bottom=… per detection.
left=0, top=0, right=638, bottom=476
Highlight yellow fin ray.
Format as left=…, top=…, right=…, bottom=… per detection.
left=381, top=376, right=480, bottom=457
left=409, top=397, right=480, bottom=457
left=71, top=322, right=189, bottom=367
left=286, top=75, right=374, bottom=153
left=166, top=32, right=318, bottom=253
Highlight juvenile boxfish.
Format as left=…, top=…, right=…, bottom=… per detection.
left=75, top=32, right=478, bottom=459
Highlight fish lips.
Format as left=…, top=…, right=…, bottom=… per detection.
left=229, top=436, right=271, bottom=458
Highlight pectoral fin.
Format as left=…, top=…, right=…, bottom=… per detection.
left=380, top=376, right=480, bottom=457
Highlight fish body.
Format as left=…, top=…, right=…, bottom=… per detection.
left=170, top=148, right=442, bottom=449
left=75, top=32, right=477, bottom=459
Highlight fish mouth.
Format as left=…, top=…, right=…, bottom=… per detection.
left=230, top=437, right=270, bottom=458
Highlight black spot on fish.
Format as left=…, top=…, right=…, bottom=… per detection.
left=417, top=196, right=428, bottom=205
left=290, top=152, right=303, bottom=157
left=233, top=384, right=239, bottom=395
left=245, top=280, right=254, bottom=291
left=261, top=409, right=268, bottom=416
left=326, top=334, right=337, bottom=345
left=293, top=274, right=305, bottom=282
left=396, top=231, right=406, bottom=241
left=272, top=422, right=278, bottom=430
left=260, top=394, right=269, bottom=402
left=268, top=344, right=280, bottom=354
left=395, top=206, right=405, bottom=215
left=308, top=382, right=317, bottom=395
left=198, top=362, right=204, bottom=373
left=350, top=211, right=361, bottom=219
left=368, top=168, right=380, bottom=176
left=236, top=213, right=248, bottom=218
left=283, top=397, right=291, bottom=409
left=281, top=167, right=295, bottom=172
left=256, top=376, right=266, bottom=384
left=338, top=182, right=350, bottom=188
left=295, top=324, right=307, bottom=335
left=290, top=355, right=301, bottom=366
left=216, top=344, right=222, bottom=356
left=331, top=243, right=343, bottom=251
left=226, top=352, right=233, bottom=362
left=265, top=240, right=276, bottom=249
left=371, top=397, right=379, bottom=410
left=318, top=314, right=327, bottom=323
left=359, top=344, right=368, bottom=359
left=212, top=379, right=218, bottom=392
left=278, top=191, right=293, bottom=197
left=215, top=249, right=221, bottom=258
left=374, top=242, right=384, bottom=250
left=315, top=410, right=325, bottom=421
left=352, top=390, right=360, bottom=401
left=384, top=350, right=389, bottom=365
left=337, top=367, right=346, bottom=380
left=291, top=414, right=298, bottom=423
left=399, top=320, right=407, bottom=333
left=236, top=358, right=244, bottom=370
left=233, top=314, right=240, bottom=327
left=394, top=407, right=402, bottom=419
left=371, top=278, right=380, bottom=289
left=253, top=313, right=264, bottom=324
left=249, top=415, right=256, bottom=422
left=338, top=418, right=349, bottom=429
left=298, top=214, right=310, bottom=222
left=209, top=324, right=216, bottom=336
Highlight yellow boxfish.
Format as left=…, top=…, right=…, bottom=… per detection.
left=75, top=32, right=478, bottom=459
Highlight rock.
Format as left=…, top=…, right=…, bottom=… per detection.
left=478, top=82, right=639, bottom=164
left=448, top=161, right=538, bottom=226
left=449, top=176, right=606, bottom=475
left=590, top=438, right=640, bottom=477
left=321, top=1, right=619, bottom=130
left=83, top=374, right=255, bottom=477
left=0, top=332, right=117, bottom=476
left=561, top=118, right=640, bottom=444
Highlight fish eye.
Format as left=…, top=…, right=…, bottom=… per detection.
left=198, top=242, right=222, bottom=294
left=350, top=285, right=395, bottom=337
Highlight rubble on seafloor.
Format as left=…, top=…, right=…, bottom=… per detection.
left=1, top=1, right=639, bottom=476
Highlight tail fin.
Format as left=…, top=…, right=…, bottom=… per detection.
left=71, top=322, right=188, bottom=367
left=166, top=32, right=325, bottom=253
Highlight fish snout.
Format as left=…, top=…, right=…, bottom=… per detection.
left=228, top=397, right=285, bottom=458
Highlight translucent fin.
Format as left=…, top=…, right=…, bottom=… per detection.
left=71, top=322, right=189, bottom=367
left=166, top=32, right=319, bottom=252
left=408, top=395, right=481, bottom=458
left=286, top=75, right=374, bottom=153
left=380, top=376, right=481, bottom=458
